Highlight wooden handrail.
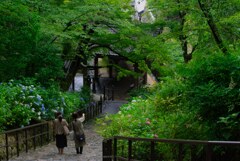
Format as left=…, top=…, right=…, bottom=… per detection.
left=0, top=100, right=103, bottom=160
left=0, top=121, right=49, bottom=135
left=103, top=136, right=240, bottom=161
left=113, top=136, right=240, bottom=145
left=0, top=122, right=52, bottom=161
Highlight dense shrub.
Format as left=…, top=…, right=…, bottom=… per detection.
left=181, top=53, right=240, bottom=140
left=97, top=94, right=210, bottom=140
left=0, top=79, right=90, bottom=131
left=97, top=53, right=240, bottom=142
left=0, top=1, right=64, bottom=85
left=97, top=53, right=240, bottom=160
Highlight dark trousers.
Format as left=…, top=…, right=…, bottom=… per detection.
left=76, top=146, right=83, bottom=154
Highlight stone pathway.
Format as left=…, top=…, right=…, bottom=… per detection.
left=8, top=101, right=127, bottom=161
left=9, top=120, right=103, bottom=161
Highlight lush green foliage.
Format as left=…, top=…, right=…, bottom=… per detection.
left=0, top=1, right=39, bottom=80
left=0, top=79, right=90, bottom=131
left=96, top=53, right=240, bottom=159
left=0, top=0, right=239, bottom=148
left=96, top=0, right=240, bottom=143
left=0, top=1, right=64, bottom=85
left=97, top=83, right=210, bottom=139
left=97, top=53, right=240, bottom=141
left=181, top=53, right=240, bottom=140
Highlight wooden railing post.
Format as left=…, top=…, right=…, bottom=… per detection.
left=95, top=102, right=97, bottom=116
left=103, top=139, right=112, bottom=161
left=5, top=133, right=9, bottom=161
left=95, top=102, right=97, bottom=117
left=40, top=125, right=43, bottom=146
left=178, top=143, right=183, bottom=161
left=128, top=140, right=132, bottom=160
left=16, top=132, right=19, bottom=157
left=33, top=128, right=36, bottom=150
left=190, top=145, right=197, bottom=161
left=206, top=144, right=212, bottom=161
left=100, top=96, right=103, bottom=113
left=150, top=141, right=155, bottom=161
left=25, top=129, right=28, bottom=153
left=52, top=121, right=55, bottom=141
left=114, top=138, right=117, bottom=161
left=47, top=123, right=50, bottom=142
left=103, top=86, right=106, bottom=100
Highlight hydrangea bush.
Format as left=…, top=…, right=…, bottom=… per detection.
left=96, top=95, right=210, bottom=160
left=0, top=79, right=89, bottom=131
left=97, top=81, right=210, bottom=139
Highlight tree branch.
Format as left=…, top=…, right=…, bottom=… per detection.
left=87, top=43, right=160, bottom=80
left=88, top=44, right=135, bottom=62
left=198, top=0, right=228, bottom=54
left=177, top=0, right=190, bottom=63
left=49, top=21, right=73, bottom=44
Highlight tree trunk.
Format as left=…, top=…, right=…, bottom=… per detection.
left=198, top=0, right=228, bottom=55
left=177, top=0, right=192, bottom=63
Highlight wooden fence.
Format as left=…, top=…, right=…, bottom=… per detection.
left=103, top=86, right=114, bottom=101
left=103, top=136, right=240, bottom=161
left=0, top=122, right=52, bottom=161
left=0, top=100, right=103, bottom=161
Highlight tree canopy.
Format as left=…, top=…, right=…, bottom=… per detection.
left=0, top=0, right=239, bottom=142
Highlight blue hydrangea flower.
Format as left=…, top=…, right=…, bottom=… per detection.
left=37, top=94, right=42, bottom=101
left=41, top=104, right=45, bottom=111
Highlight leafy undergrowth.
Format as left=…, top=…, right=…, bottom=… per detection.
left=0, top=79, right=91, bottom=131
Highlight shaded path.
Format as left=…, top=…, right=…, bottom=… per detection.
left=9, top=101, right=127, bottom=161
left=9, top=61, right=131, bottom=160
left=9, top=120, right=103, bottom=161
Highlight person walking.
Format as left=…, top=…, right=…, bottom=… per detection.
left=71, top=112, right=86, bottom=154
left=53, top=112, right=69, bottom=154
